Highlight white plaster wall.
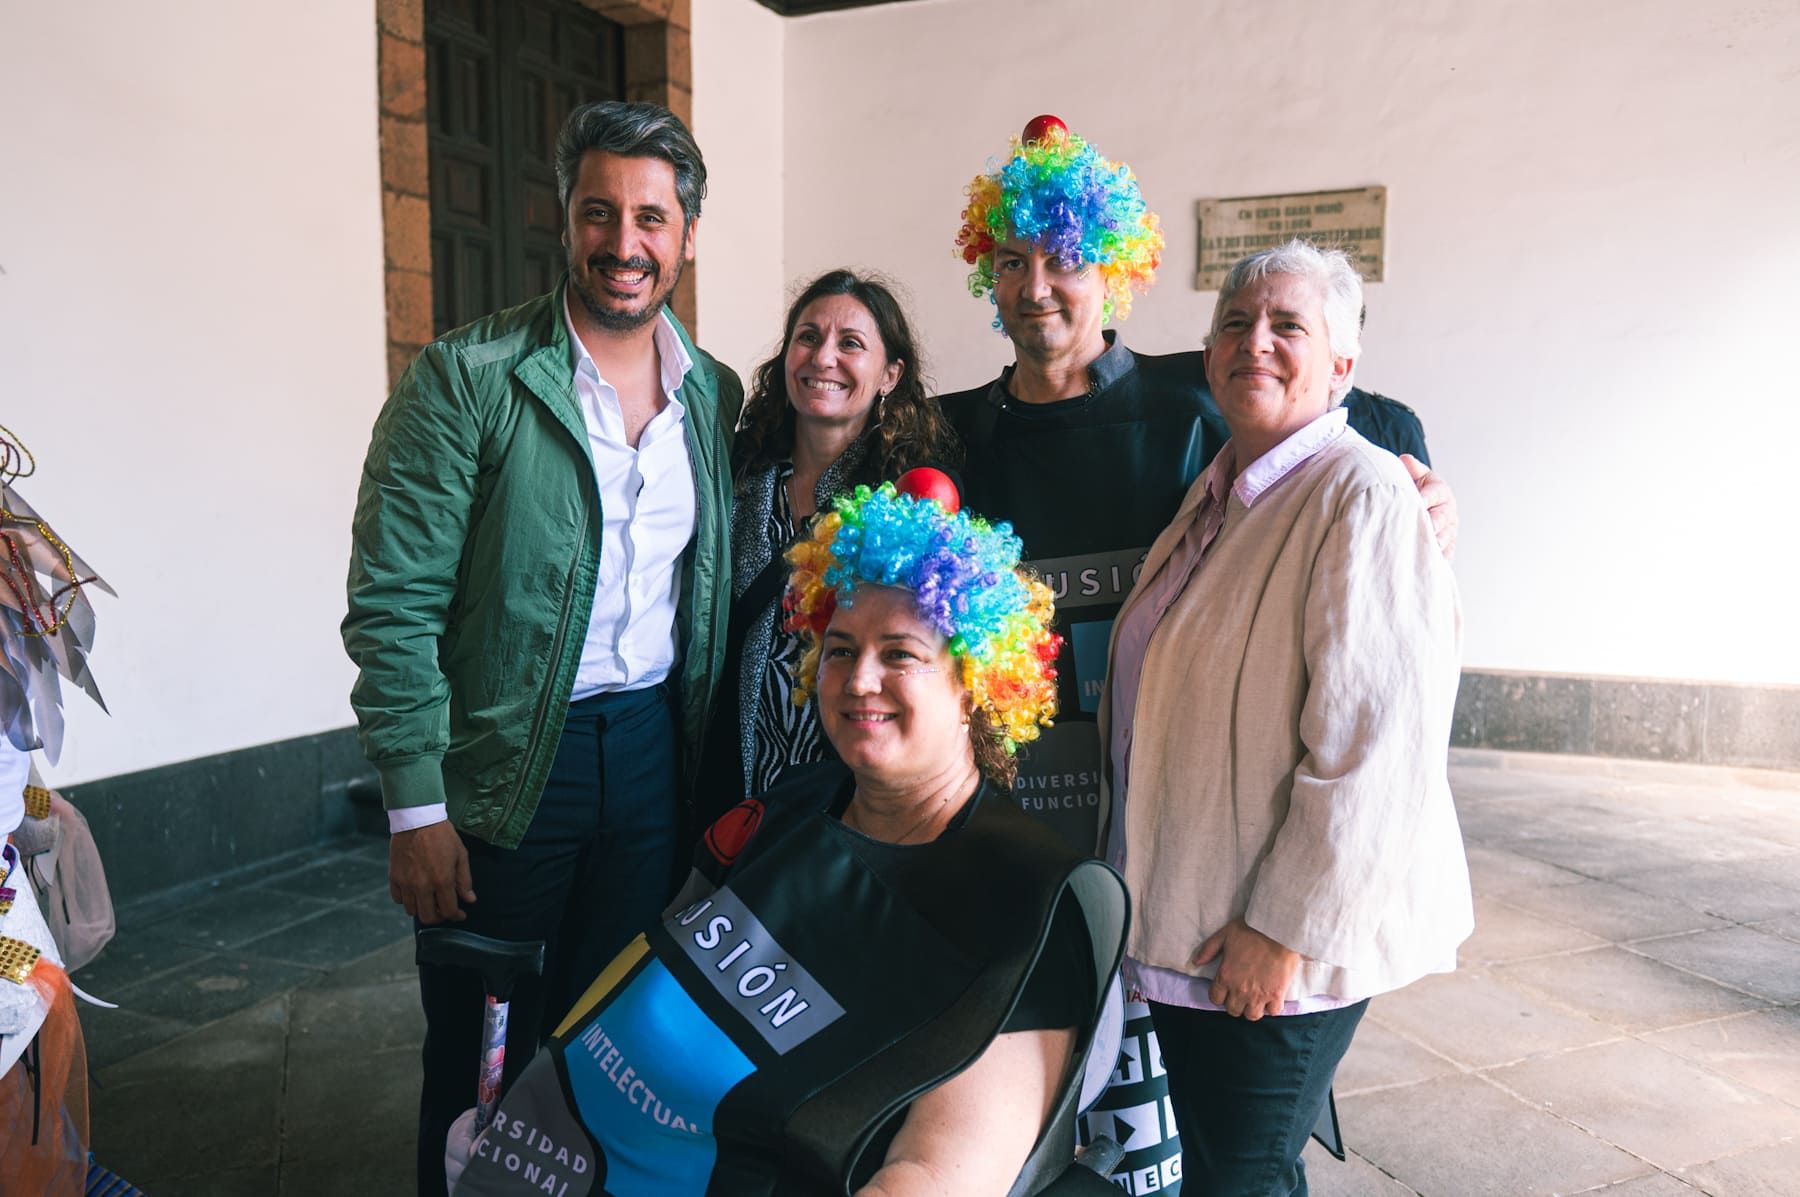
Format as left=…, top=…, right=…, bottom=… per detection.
left=1, top=0, right=384, bottom=783
left=783, top=0, right=1800, bottom=686
left=693, top=0, right=787, bottom=383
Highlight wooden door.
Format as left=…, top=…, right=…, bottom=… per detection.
left=426, top=0, right=625, bottom=334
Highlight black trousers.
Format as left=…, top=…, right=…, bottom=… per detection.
left=414, top=686, right=680, bottom=1197
left=1149, top=998, right=1368, bottom=1197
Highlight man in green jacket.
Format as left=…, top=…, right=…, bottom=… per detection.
left=342, top=101, right=742, bottom=1197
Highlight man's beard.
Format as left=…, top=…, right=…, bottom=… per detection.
left=570, top=245, right=686, bottom=332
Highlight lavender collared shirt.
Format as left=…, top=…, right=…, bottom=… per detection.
left=1107, top=407, right=1359, bottom=1015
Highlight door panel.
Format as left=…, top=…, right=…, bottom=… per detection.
left=426, top=0, right=624, bottom=334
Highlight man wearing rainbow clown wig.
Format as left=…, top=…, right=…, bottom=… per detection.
left=939, top=116, right=1457, bottom=1194
left=444, top=472, right=1128, bottom=1196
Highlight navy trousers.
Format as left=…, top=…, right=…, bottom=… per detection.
left=1149, top=998, right=1368, bottom=1197
left=414, top=686, right=680, bottom=1197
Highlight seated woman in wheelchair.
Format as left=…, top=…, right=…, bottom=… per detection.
left=450, top=474, right=1127, bottom=1196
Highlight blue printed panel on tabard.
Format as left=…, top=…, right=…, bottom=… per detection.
left=561, top=961, right=755, bottom=1195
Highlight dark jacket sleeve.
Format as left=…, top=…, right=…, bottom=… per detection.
left=1345, top=388, right=1431, bottom=466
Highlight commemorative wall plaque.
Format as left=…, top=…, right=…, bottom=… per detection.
left=1195, top=186, right=1386, bottom=290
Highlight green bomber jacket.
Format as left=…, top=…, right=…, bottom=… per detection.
left=342, top=284, right=742, bottom=848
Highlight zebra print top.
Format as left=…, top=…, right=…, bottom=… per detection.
left=748, top=467, right=826, bottom=795
left=728, top=435, right=876, bottom=800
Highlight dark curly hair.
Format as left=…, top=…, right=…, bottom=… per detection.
left=736, top=270, right=959, bottom=480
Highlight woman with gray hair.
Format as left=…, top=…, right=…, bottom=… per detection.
left=1099, top=240, right=1471, bottom=1194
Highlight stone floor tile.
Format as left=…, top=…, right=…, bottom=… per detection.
left=1332, top=1018, right=1461, bottom=1095
left=1494, top=879, right=1729, bottom=944
left=108, top=952, right=315, bottom=1024
left=73, top=932, right=214, bottom=997
left=1489, top=1038, right=1798, bottom=1171
left=303, top=932, right=418, bottom=991
left=91, top=998, right=289, bottom=1180
left=1368, top=969, right=1619, bottom=1068
left=1496, top=947, right=1770, bottom=1033
left=1627, top=925, right=1800, bottom=1003
left=1462, top=896, right=1608, bottom=964
left=1448, top=756, right=1609, bottom=798
left=113, top=875, right=238, bottom=931
left=79, top=1005, right=193, bottom=1070
left=1301, top=1143, right=1420, bottom=1195
left=1496, top=820, right=1779, bottom=881
left=282, top=1146, right=416, bottom=1197
left=283, top=1044, right=419, bottom=1162
left=124, top=1163, right=282, bottom=1197
left=1700, top=815, right=1800, bottom=854
left=1337, top=1073, right=1646, bottom=1196
left=290, top=972, right=425, bottom=1057
left=239, top=901, right=414, bottom=970
left=1610, top=857, right=1800, bottom=924
left=137, top=885, right=339, bottom=950
left=256, top=845, right=393, bottom=902
left=1584, top=1173, right=1705, bottom=1194
left=1678, top=1138, right=1800, bottom=1197
left=1643, top=1007, right=1800, bottom=1106
left=1463, top=844, right=1590, bottom=896
left=1748, top=913, right=1800, bottom=943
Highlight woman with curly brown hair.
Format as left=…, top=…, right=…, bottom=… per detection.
left=695, top=269, right=959, bottom=825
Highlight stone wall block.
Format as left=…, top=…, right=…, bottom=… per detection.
left=378, top=0, right=424, bottom=42
left=626, top=81, right=691, bottom=128
left=1592, top=680, right=1707, bottom=763
left=624, top=22, right=690, bottom=92
left=1702, top=685, right=1800, bottom=770
left=380, top=116, right=430, bottom=197
left=382, top=192, right=432, bottom=274
left=380, top=35, right=428, bottom=120
left=664, top=25, right=692, bottom=91
left=1452, top=672, right=1595, bottom=756
left=386, top=269, right=435, bottom=348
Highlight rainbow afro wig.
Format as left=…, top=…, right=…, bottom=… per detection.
left=954, top=114, right=1164, bottom=329
left=783, top=475, right=1061, bottom=756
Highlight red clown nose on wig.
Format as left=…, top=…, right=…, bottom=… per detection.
left=894, top=467, right=960, bottom=514
left=1022, top=114, right=1068, bottom=144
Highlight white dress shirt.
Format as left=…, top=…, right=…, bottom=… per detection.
left=564, top=300, right=697, bottom=699
left=388, top=298, right=697, bottom=834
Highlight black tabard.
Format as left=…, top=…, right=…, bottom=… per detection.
left=452, top=762, right=1128, bottom=1197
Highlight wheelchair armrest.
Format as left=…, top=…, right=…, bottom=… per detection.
left=1075, top=1134, right=1124, bottom=1175
left=1031, top=1135, right=1126, bottom=1197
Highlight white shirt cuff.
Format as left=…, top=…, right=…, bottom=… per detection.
left=388, top=802, right=449, bottom=834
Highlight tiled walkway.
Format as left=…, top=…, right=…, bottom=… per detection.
left=77, top=750, right=1800, bottom=1195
